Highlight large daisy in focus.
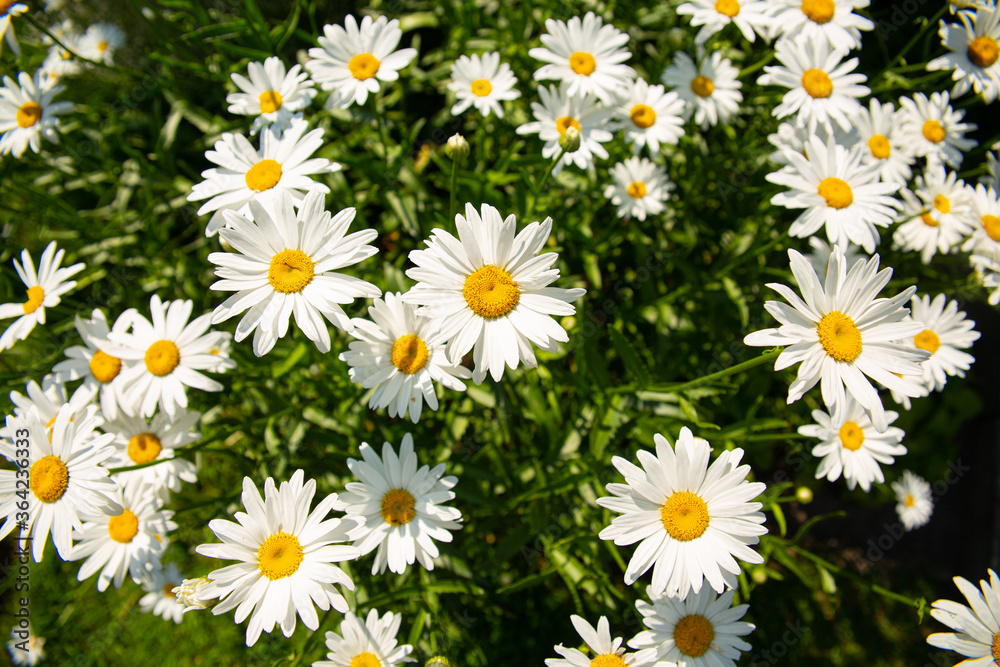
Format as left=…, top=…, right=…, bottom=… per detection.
left=850, top=98, right=916, bottom=185
left=447, top=52, right=521, bottom=118
left=0, top=70, right=74, bottom=157
left=615, top=78, right=684, bottom=155
left=51, top=308, right=130, bottom=419
left=545, top=615, right=647, bottom=667
left=314, top=609, right=415, bottom=667
left=928, top=5, right=1000, bottom=103
left=516, top=83, right=614, bottom=175
left=894, top=165, right=975, bottom=264
left=227, top=56, right=316, bottom=135
left=661, top=51, right=742, bottom=129
left=927, top=569, right=1000, bottom=664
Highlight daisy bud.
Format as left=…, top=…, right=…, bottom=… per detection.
left=426, top=658, right=452, bottom=667
left=173, top=577, right=212, bottom=612
left=796, top=486, right=814, bottom=504
left=558, top=125, right=581, bottom=152
left=445, top=133, right=469, bottom=162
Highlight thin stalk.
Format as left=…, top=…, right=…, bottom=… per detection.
left=525, top=149, right=563, bottom=220
left=615, top=348, right=782, bottom=394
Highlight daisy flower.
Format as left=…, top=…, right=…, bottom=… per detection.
left=894, top=164, right=975, bottom=264
left=962, top=183, right=1000, bottom=256
left=604, top=156, right=673, bottom=221
left=0, top=2, right=26, bottom=56
left=139, top=563, right=186, bottom=624
left=898, top=92, right=977, bottom=169
left=767, top=121, right=837, bottom=167
left=545, top=615, right=647, bottom=667
left=927, top=569, right=1000, bottom=664
left=850, top=98, right=916, bottom=185
left=768, top=0, right=874, bottom=51
left=677, top=0, right=772, bottom=43
left=892, top=470, right=933, bottom=531
left=336, top=433, right=462, bottom=575
left=187, top=117, right=340, bottom=237
left=516, top=83, right=614, bottom=175
left=985, top=148, right=1000, bottom=191
left=106, top=295, right=235, bottom=419
left=528, top=11, right=635, bottom=104
left=227, top=57, right=316, bottom=135
left=743, top=247, right=929, bottom=432
left=615, top=78, right=685, bottom=154
left=339, top=292, right=471, bottom=423
left=403, top=203, right=586, bottom=384
left=39, top=20, right=84, bottom=83
left=901, top=294, right=980, bottom=393
left=766, top=134, right=901, bottom=253
left=306, top=14, right=417, bottom=109
left=972, top=251, right=1000, bottom=306
left=7, top=379, right=100, bottom=440
left=104, top=409, right=200, bottom=499
left=195, top=470, right=359, bottom=647
left=928, top=5, right=1000, bottom=103
left=447, top=52, right=521, bottom=118
left=208, top=190, right=380, bottom=356
left=0, top=241, right=83, bottom=352
left=596, top=427, right=767, bottom=599
left=661, top=51, right=743, bottom=129
left=314, top=609, right=415, bottom=667
left=78, top=22, right=125, bottom=64
left=51, top=308, right=130, bottom=419
left=6, top=624, right=44, bottom=667
left=805, top=237, right=865, bottom=280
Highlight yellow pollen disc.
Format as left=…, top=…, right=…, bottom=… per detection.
left=994, top=634, right=1000, bottom=664
left=22, top=285, right=45, bottom=314
left=661, top=491, right=710, bottom=541
left=838, top=421, right=865, bottom=451
left=816, top=311, right=863, bottom=362
left=471, top=78, right=492, bottom=97
left=801, top=68, right=833, bottom=98
left=982, top=214, right=1000, bottom=242
left=674, top=614, right=715, bottom=657
left=16, top=101, right=42, bottom=128
left=904, top=494, right=915, bottom=508
left=89, top=350, right=122, bottom=383
left=933, top=194, right=950, bottom=214
left=257, top=532, right=304, bottom=580
left=590, top=655, right=627, bottom=667
left=145, top=339, right=180, bottom=376
left=569, top=51, right=597, bottom=75
left=128, top=432, right=163, bottom=464
left=630, top=104, right=656, bottom=129
left=268, top=249, right=315, bottom=293
left=29, top=456, right=69, bottom=503
left=462, top=265, right=520, bottom=319
left=163, top=583, right=176, bottom=597
left=349, top=53, right=381, bottom=80
left=921, top=213, right=939, bottom=227
left=913, top=329, right=941, bottom=354
left=817, top=177, right=853, bottom=209
left=690, top=75, right=714, bottom=98
left=715, top=0, right=741, bottom=17
left=801, top=0, right=835, bottom=23
left=556, top=115, right=581, bottom=135
left=381, top=488, right=417, bottom=526
left=108, top=509, right=140, bottom=543
left=258, top=89, right=283, bottom=113
left=968, top=36, right=1000, bottom=68
left=245, top=158, right=282, bottom=191
left=350, top=653, right=382, bottom=667
left=868, top=135, right=891, bottom=159
left=391, top=334, right=429, bottom=374
left=922, top=120, right=946, bottom=143
left=627, top=181, right=647, bottom=199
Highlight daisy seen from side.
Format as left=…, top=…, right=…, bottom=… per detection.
left=615, top=78, right=685, bottom=155
left=139, top=562, right=186, bottom=624
left=545, top=615, right=648, bottom=667
left=604, top=156, right=673, bottom=222
left=894, top=164, right=975, bottom=264
left=892, top=470, right=933, bottom=531
left=901, top=293, right=980, bottom=393
left=314, top=608, right=415, bottom=667
left=51, top=308, right=130, bottom=420
left=661, top=51, right=743, bottom=129
left=227, top=56, right=316, bottom=135
left=516, top=83, right=614, bottom=175
left=898, top=92, right=977, bottom=169
left=928, top=5, right=1000, bottom=103
left=447, top=52, right=521, bottom=118
left=927, top=569, right=1000, bottom=665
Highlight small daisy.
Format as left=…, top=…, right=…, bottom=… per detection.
left=6, top=624, right=44, bottom=667
left=447, top=52, right=521, bottom=118
left=894, top=165, right=975, bottom=264
left=928, top=5, right=1000, bottom=103
left=892, top=470, right=933, bottom=531
left=744, top=247, right=929, bottom=432
left=927, top=569, right=1000, bottom=664
left=767, top=121, right=837, bottom=167
left=195, top=470, right=359, bottom=647
left=528, top=11, right=636, bottom=104
left=850, top=98, right=917, bottom=185
left=187, top=117, right=340, bottom=237
left=677, top=0, right=772, bottom=43
left=985, top=148, right=1000, bottom=191
left=8, top=379, right=99, bottom=438
left=403, top=203, right=586, bottom=384
left=306, top=14, right=417, bottom=109
left=51, top=308, right=130, bottom=420
left=545, top=615, right=647, bottom=667
left=336, top=433, right=462, bottom=575
left=227, top=57, right=315, bottom=135
left=898, top=92, right=977, bottom=169
left=972, top=251, right=1000, bottom=306
left=962, top=183, right=1000, bottom=257
left=208, top=190, right=380, bottom=356
left=768, top=0, right=874, bottom=51
left=516, top=83, right=614, bottom=175
left=901, top=294, right=980, bottom=393
left=805, top=237, right=865, bottom=280
left=0, top=2, right=26, bottom=56
left=104, top=409, right=200, bottom=499
left=139, top=562, right=186, bottom=624
left=597, top=427, right=767, bottom=599
left=661, top=51, right=743, bottom=129
left=314, top=609, right=415, bottom=667
left=339, top=292, right=471, bottom=423
left=39, top=20, right=83, bottom=83
left=77, top=22, right=126, bottom=64
left=615, top=78, right=685, bottom=154
left=604, top=157, right=673, bottom=221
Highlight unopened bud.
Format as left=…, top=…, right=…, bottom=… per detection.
left=559, top=126, right=581, bottom=152
left=426, top=658, right=452, bottom=667
left=795, top=486, right=814, bottom=504
left=173, top=577, right=212, bottom=612
left=445, top=134, right=469, bottom=162
left=751, top=568, right=768, bottom=584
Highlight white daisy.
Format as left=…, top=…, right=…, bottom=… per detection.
left=615, top=78, right=685, bottom=154
left=972, top=251, right=1000, bottom=306
left=545, top=615, right=647, bottom=667
left=604, top=157, right=672, bottom=221
left=195, top=470, right=359, bottom=647
left=528, top=11, right=635, bottom=104
left=850, top=98, right=917, bottom=185
left=336, top=433, right=462, bottom=575
left=0, top=2, right=26, bottom=56
left=767, top=121, right=837, bottom=167
left=596, top=427, right=767, bottom=599
left=898, top=92, right=977, bottom=169
left=985, top=147, right=1000, bottom=191
left=314, top=608, right=415, bottom=667
left=892, top=470, right=933, bottom=531
left=805, top=236, right=865, bottom=281
left=768, top=0, right=875, bottom=51
left=187, top=117, right=340, bottom=237
left=77, top=22, right=125, bottom=64
left=661, top=51, right=743, bottom=129
left=306, top=14, right=417, bottom=109
left=928, top=5, right=1000, bottom=103
left=6, top=624, right=44, bottom=667
left=39, top=20, right=84, bottom=83
left=403, top=203, right=586, bottom=384
left=743, top=247, right=929, bottom=432
left=7, top=379, right=99, bottom=436
left=208, top=190, right=380, bottom=356
left=962, top=183, right=1000, bottom=257
left=894, top=164, right=975, bottom=264
left=139, top=562, right=186, bottom=624
left=901, top=294, right=980, bottom=393
left=104, top=408, right=200, bottom=499
left=0, top=241, right=83, bottom=352
left=927, top=569, right=1000, bottom=664
left=227, top=57, right=315, bottom=136
left=678, top=0, right=772, bottom=43
left=447, top=52, right=521, bottom=118
left=516, top=83, right=614, bottom=175
left=50, top=308, right=130, bottom=420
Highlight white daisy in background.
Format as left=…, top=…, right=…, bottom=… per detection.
left=0, top=241, right=83, bottom=352
left=106, top=295, right=235, bottom=419
left=0, top=409, right=121, bottom=562
left=77, top=22, right=126, bottom=64
left=900, top=294, right=980, bottom=393
left=661, top=51, right=743, bottom=129
left=403, top=203, right=587, bottom=383
left=928, top=5, right=1000, bottom=103
left=528, top=11, right=635, bottom=104
left=8, top=379, right=99, bottom=437
left=545, top=615, right=646, bottom=667
left=894, top=165, right=975, bottom=264
left=629, top=587, right=755, bottom=667
left=604, top=157, right=673, bottom=221
left=767, top=134, right=901, bottom=253
left=972, top=251, right=1000, bottom=305
left=615, top=78, right=685, bottom=154
left=195, top=470, right=359, bottom=647
left=51, top=309, right=130, bottom=420
left=962, top=183, right=1000, bottom=256
left=768, top=0, right=874, bottom=50
left=767, top=121, right=837, bottom=167
left=227, top=57, right=316, bottom=135
left=805, top=237, right=865, bottom=281
left=306, top=14, right=417, bottom=109
left=892, top=470, right=933, bottom=531
left=0, top=2, right=26, bottom=56
left=104, top=409, right=200, bottom=499
left=139, top=562, right=186, bottom=624
left=447, top=52, right=521, bottom=118
left=187, top=117, right=340, bottom=237
left=6, top=624, right=44, bottom=667
left=597, top=427, right=767, bottom=599
left=516, top=83, right=614, bottom=175
left=208, top=190, right=380, bottom=356
left=850, top=99, right=916, bottom=185
left=340, top=292, right=471, bottom=423
left=744, top=248, right=929, bottom=432
left=898, top=92, right=977, bottom=169
left=927, top=569, right=1000, bottom=663
left=336, top=433, right=462, bottom=575
left=985, top=147, right=1000, bottom=191
left=678, top=0, right=772, bottom=43
left=314, top=609, right=415, bottom=667
left=39, top=19, right=84, bottom=83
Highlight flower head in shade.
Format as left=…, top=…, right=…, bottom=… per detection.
left=447, top=52, right=521, bottom=118
left=928, top=5, right=1000, bottom=103
left=892, top=470, right=933, bottom=531
left=78, top=22, right=126, bottom=64
left=898, top=92, right=977, bottom=169
left=894, top=164, right=975, bottom=264
left=139, top=562, right=186, bottom=624
left=615, top=78, right=685, bottom=155
left=516, top=84, right=614, bottom=175
left=314, top=609, right=415, bottom=667
left=227, top=57, right=316, bottom=135
left=768, top=0, right=874, bottom=51
left=7, top=379, right=99, bottom=438
left=901, top=294, right=980, bottom=393
left=545, top=615, right=648, bottom=667
left=661, top=51, right=742, bottom=129
left=927, top=569, right=1000, bottom=664
left=6, top=623, right=44, bottom=667
left=972, top=251, right=1000, bottom=306
left=677, top=0, right=772, bottom=43
left=51, top=309, right=130, bottom=420
left=104, top=408, right=200, bottom=500
left=849, top=98, right=916, bottom=185
left=604, top=157, right=673, bottom=221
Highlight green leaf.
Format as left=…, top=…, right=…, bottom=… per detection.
left=609, top=326, right=649, bottom=388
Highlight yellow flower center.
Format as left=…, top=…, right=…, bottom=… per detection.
left=569, top=51, right=596, bottom=75
left=163, top=584, right=177, bottom=597
left=245, top=159, right=283, bottom=192
left=982, top=214, right=1000, bottom=242
left=838, top=421, right=865, bottom=451
left=660, top=491, right=710, bottom=541
left=257, top=532, right=304, bottom=580
left=674, top=614, right=715, bottom=657
left=145, top=340, right=180, bottom=376
left=17, top=102, right=42, bottom=128
left=108, top=509, right=140, bottom=543
left=556, top=115, right=581, bottom=135
left=932, top=194, right=950, bottom=214
left=391, top=334, right=429, bottom=374
left=904, top=493, right=915, bottom=508
left=268, top=249, right=315, bottom=293
left=817, top=177, right=853, bottom=209
left=471, top=78, right=492, bottom=97
left=922, top=120, right=946, bottom=143
left=630, top=104, right=657, bottom=129
left=590, top=655, right=627, bottom=667
left=868, top=135, right=891, bottom=159
left=29, top=456, right=69, bottom=503
left=462, top=265, right=520, bottom=318
left=913, top=329, right=941, bottom=354
left=350, top=653, right=382, bottom=667
left=22, top=285, right=45, bottom=314
left=258, top=89, right=283, bottom=113
left=801, top=68, right=833, bottom=98
left=349, top=53, right=381, bottom=80
left=816, top=311, right=863, bottom=362
left=380, top=488, right=417, bottom=526
left=921, top=213, right=939, bottom=227
left=89, top=350, right=122, bottom=383
left=128, top=432, right=163, bottom=464
left=714, top=0, right=741, bottom=17
left=627, top=181, right=647, bottom=199
left=690, top=75, right=714, bottom=98
left=994, top=634, right=1000, bottom=664
left=801, top=0, right=835, bottom=24
left=968, top=36, right=1000, bottom=68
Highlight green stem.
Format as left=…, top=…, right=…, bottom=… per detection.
left=616, top=348, right=781, bottom=394
left=739, top=51, right=775, bottom=79
left=525, top=149, right=563, bottom=221
left=789, top=544, right=924, bottom=609
left=23, top=16, right=149, bottom=78
left=873, top=4, right=948, bottom=82
left=289, top=610, right=332, bottom=666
